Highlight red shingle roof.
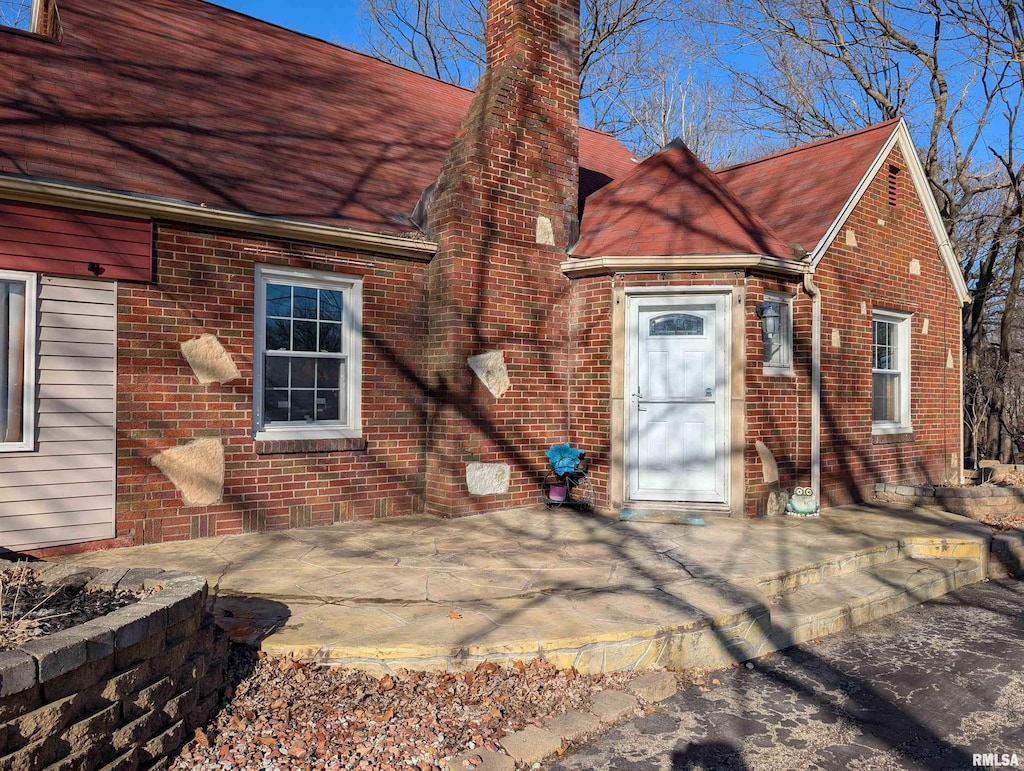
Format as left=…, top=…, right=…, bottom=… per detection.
left=0, top=0, right=635, bottom=235
left=716, top=119, right=900, bottom=253
left=573, top=121, right=901, bottom=261
left=573, top=141, right=793, bottom=259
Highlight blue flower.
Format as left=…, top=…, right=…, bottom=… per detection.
left=547, top=443, right=582, bottom=476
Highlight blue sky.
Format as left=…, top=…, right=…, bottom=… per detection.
left=214, top=0, right=364, bottom=48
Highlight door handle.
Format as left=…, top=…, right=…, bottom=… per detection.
left=705, top=387, right=713, bottom=397
left=633, top=393, right=647, bottom=411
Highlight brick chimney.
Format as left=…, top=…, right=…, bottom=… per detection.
left=423, top=0, right=581, bottom=516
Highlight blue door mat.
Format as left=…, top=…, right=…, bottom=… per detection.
left=620, top=509, right=706, bottom=525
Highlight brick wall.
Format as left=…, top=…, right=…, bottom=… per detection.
left=117, top=225, right=429, bottom=543
left=0, top=565, right=226, bottom=770
left=742, top=274, right=813, bottom=515
left=814, top=144, right=961, bottom=505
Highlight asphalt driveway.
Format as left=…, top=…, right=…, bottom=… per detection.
left=551, top=579, right=1024, bottom=771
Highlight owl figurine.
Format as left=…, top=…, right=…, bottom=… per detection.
left=786, top=487, right=820, bottom=517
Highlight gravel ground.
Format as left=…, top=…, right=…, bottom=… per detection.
left=0, top=563, right=145, bottom=650
left=173, top=647, right=683, bottom=770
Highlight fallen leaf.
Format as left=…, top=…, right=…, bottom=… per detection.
left=476, top=661, right=498, bottom=674
left=448, top=610, right=463, bottom=619
left=194, top=728, right=210, bottom=748
left=377, top=707, right=395, bottom=722
left=255, top=736, right=277, bottom=747
left=380, top=674, right=395, bottom=691
left=513, top=660, right=527, bottom=670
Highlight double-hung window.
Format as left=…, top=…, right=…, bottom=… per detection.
left=0, top=269, right=36, bottom=452
left=872, top=310, right=911, bottom=433
left=254, top=265, right=361, bottom=440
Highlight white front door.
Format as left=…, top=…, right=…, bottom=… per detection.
left=627, top=293, right=728, bottom=503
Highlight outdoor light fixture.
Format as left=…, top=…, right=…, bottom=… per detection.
left=756, top=301, right=780, bottom=341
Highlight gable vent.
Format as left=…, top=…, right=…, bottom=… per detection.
left=887, top=164, right=900, bottom=208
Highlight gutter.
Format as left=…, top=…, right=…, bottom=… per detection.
left=0, top=175, right=438, bottom=261
left=803, top=268, right=822, bottom=504
left=560, top=253, right=805, bottom=278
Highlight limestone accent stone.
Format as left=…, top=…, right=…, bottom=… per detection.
left=151, top=439, right=224, bottom=506
left=467, top=351, right=510, bottom=398
left=845, top=228, right=857, bottom=247
left=921, top=317, right=929, bottom=335
left=544, top=710, right=601, bottom=743
left=831, top=328, right=841, bottom=348
left=947, top=349, right=955, bottom=369
left=860, top=301, right=867, bottom=315
left=446, top=748, right=515, bottom=771
left=180, top=334, right=240, bottom=384
left=754, top=441, right=779, bottom=484
left=588, top=689, right=638, bottom=723
left=499, top=725, right=563, bottom=764
left=535, top=215, right=555, bottom=245
left=465, top=462, right=510, bottom=496
left=627, top=671, right=678, bottom=703
left=909, top=258, right=921, bottom=275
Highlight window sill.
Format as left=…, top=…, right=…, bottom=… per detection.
left=762, top=365, right=795, bottom=377
left=872, top=430, right=914, bottom=445
left=0, top=441, right=36, bottom=454
left=255, top=437, right=367, bottom=455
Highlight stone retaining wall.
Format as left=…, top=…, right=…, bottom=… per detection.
left=0, top=564, right=228, bottom=770
left=875, top=483, right=1024, bottom=579
left=989, top=530, right=1024, bottom=579
left=874, top=482, right=1024, bottom=518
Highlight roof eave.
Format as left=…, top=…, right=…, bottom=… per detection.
left=560, top=253, right=806, bottom=278
left=0, top=174, right=439, bottom=261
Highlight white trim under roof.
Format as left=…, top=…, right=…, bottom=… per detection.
left=806, top=119, right=970, bottom=304
left=0, top=175, right=438, bottom=262
left=560, top=253, right=806, bottom=278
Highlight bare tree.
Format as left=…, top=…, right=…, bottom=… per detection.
left=358, top=0, right=714, bottom=152
left=703, top=0, right=1022, bottom=461
left=0, top=0, right=32, bottom=29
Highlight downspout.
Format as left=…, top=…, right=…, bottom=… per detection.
left=803, top=268, right=821, bottom=503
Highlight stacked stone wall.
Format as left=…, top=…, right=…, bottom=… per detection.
left=0, top=565, right=226, bottom=770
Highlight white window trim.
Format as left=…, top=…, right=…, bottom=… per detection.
left=872, top=309, right=912, bottom=435
left=253, top=264, right=362, bottom=441
left=762, top=292, right=794, bottom=376
left=0, top=269, right=37, bottom=453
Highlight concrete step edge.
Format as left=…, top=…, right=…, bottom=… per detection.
left=765, top=557, right=984, bottom=648
left=755, top=541, right=905, bottom=597
left=755, top=535, right=987, bottom=598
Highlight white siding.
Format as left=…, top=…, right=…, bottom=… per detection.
left=0, top=276, right=115, bottom=550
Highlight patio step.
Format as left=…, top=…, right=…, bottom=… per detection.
left=759, top=556, right=984, bottom=651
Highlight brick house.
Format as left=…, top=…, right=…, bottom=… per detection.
left=0, top=0, right=967, bottom=552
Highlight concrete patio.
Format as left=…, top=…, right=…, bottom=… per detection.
left=55, top=503, right=991, bottom=676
